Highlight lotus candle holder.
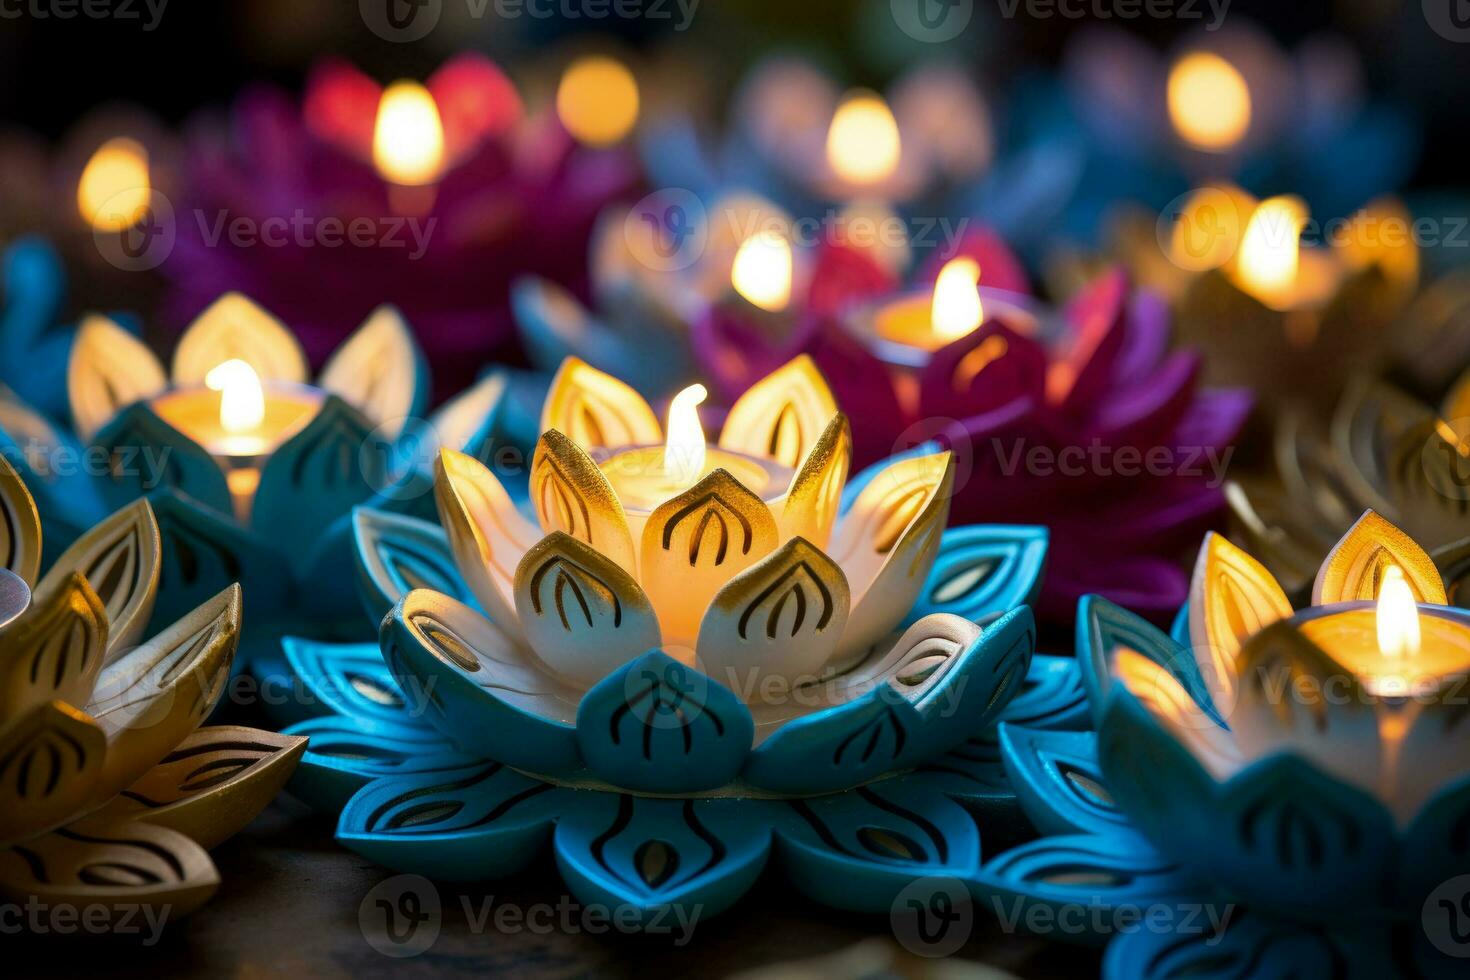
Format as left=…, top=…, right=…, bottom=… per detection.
left=0, top=454, right=304, bottom=926
left=973, top=515, right=1470, bottom=976
left=272, top=355, right=1089, bottom=920
left=0, top=291, right=446, bottom=665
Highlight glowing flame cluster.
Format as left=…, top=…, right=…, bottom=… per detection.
left=826, top=91, right=901, bottom=186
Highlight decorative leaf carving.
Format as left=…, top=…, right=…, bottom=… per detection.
left=0, top=701, right=106, bottom=843
left=540, top=356, right=661, bottom=452
left=171, top=293, right=307, bottom=385
left=530, top=430, right=636, bottom=575
left=35, top=498, right=160, bottom=657
left=719, top=355, right=838, bottom=468
left=0, top=451, right=42, bottom=584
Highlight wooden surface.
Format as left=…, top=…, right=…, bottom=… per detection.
left=12, top=796, right=1102, bottom=978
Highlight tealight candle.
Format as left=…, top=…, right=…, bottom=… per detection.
left=1167, top=51, right=1252, bottom=154
left=151, top=359, right=323, bottom=521
left=1226, top=195, right=1343, bottom=315
left=76, top=136, right=152, bottom=232
left=373, top=80, right=445, bottom=214
left=597, top=383, right=793, bottom=541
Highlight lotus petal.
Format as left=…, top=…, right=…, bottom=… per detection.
left=1187, top=532, right=1293, bottom=707
left=1313, top=510, right=1447, bottom=605
left=171, top=293, right=308, bottom=384
left=778, top=413, right=850, bottom=548
left=530, top=430, right=636, bottom=575
left=67, top=315, right=167, bottom=441
left=541, top=356, right=661, bottom=452
left=353, top=507, right=470, bottom=623
left=0, top=701, right=106, bottom=843
left=253, top=396, right=382, bottom=547
left=434, top=448, right=540, bottom=635
left=0, top=451, right=41, bottom=586
left=718, top=355, right=838, bottom=469
left=1110, top=646, right=1240, bottom=779
left=0, top=571, right=107, bottom=717
left=318, top=305, right=427, bottom=438
left=35, top=499, right=160, bottom=657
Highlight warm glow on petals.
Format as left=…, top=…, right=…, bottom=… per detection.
left=1186, top=532, right=1293, bottom=708
left=779, top=413, right=851, bottom=549
left=719, top=355, right=839, bottom=469
left=541, top=357, right=662, bottom=453
left=530, top=430, right=637, bottom=576
left=1313, top=510, right=1447, bottom=606
left=1113, top=647, right=1242, bottom=780
left=173, top=294, right=308, bottom=386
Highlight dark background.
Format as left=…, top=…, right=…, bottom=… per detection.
left=0, top=0, right=1463, bottom=185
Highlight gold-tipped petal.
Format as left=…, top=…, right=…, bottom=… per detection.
left=541, top=356, right=661, bottom=452
left=531, top=430, right=637, bottom=575
left=318, top=305, right=421, bottom=437
left=34, top=499, right=160, bottom=658
left=1187, top=532, right=1293, bottom=706
left=1112, top=647, right=1242, bottom=780
left=0, top=572, right=107, bottom=718
left=91, top=726, right=307, bottom=849
left=0, top=701, right=106, bottom=843
left=67, top=315, right=168, bottom=442
left=640, top=469, right=779, bottom=645
left=829, top=451, right=955, bottom=661
left=513, top=532, right=662, bottom=686
left=779, top=413, right=851, bottom=549
left=0, top=817, right=219, bottom=923
left=434, top=448, right=541, bottom=636
left=171, top=293, right=308, bottom=385
left=718, top=354, right=838, bottom=468
left=84, top=586, right=240, bottom=803
left=0, top=452, right=41, bottom=585
left=696, top=537, right=850, bottom=698
left=1313, top=510, right=1448, bottom=606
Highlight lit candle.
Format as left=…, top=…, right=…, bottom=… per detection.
left=373, top=80, right=445, bottom=214
left=597, top=383, right=793, bottom=542
left=1167, top=51, right=1251, bottom=153
left=556, top=55, right=640, bottom=147
left=729, top=231, right=794, bottom=314
left=1228, top=195, right=1343, bottom=314
left=76, top=137, right=151, bottom=232
left=825, top=90, right=901, bottom=191
left=151, top=360, right=323, bottom=522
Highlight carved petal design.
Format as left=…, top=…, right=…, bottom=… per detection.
left=1232, top=622, right=1384, bottom=805
left=1104, top=915, right=1362, bottom=980
left=171, top=292, right=308, bottom=384
left=35, top=498, right=160, bottom=657
left=151, top=490, right=290, bottom=627
left=696, top=537, right=850, bottom=697
left=999, top=726, right=1132, bottom=839
left=1186, top=533, right=1293, bottom=707
left=576, top=649, right=755, bottom=793
left=92, top=403, right=234, bottom=517
left=1078, top=595, right=1221, bottom=730
left=530, top=430, right=636, bottom=575
left=338, top=763, right=564, bottom=882
left=92, top=726, right=306, bottom=848
left=996, top=655, right=1090, bottom=732
left=905, top=524, right=1048, bottom=626
left=718, top=355, right=838, bottom=469
left=353, top=508, right=471, bottom=624
left=85, top=586, right=240, bottom=802
left=0, top=443, right=42, bottom=584
left=555, top=794, right=773, bottom=919
left=67, top=315, right=167, bottom=440
left=0, top=572, right=107, bottom=718
left=513, top=532, right=661, bottom=687
left=973, top=833, right=1204, bottom=941
left=283, top=714, right=479, bottom=813
left=0, top=701, right=106, bottom=843
left=280, top=638, right=428, bottom=729
left=828, top=451, right=954, bottom=662
left=540, top=356, right=661, bottom=452
left=253, top=396, right=381, bottom=547
left=318, top=305, right=427, bottom=438
left=383, top=590, right=582, bottom=775
left=778, top=413, right=851, bottom=548
left=775, top=780, right=981, bottom=912
left=0, top=818, right=219, bottom=922
left=639, top=469, right=780, bottom=644
left=1313, top=510, right=1447, bottom=605
left=434, top=449, right=540, bottom=636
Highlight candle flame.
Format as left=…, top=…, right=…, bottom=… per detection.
left=931, top=258, right=985, bottom=343
left=1376, top=565, right=1421, bottom=660
left=1237, top=196, right=1307, bottom=305
left=1168, top=52, right=1251, bottom=152
left=826, top=91, right=901, bottom=186
left=556, top=56, right=640, bottom=147
left=77, top=138, right=151, bottom=231
left=663, top=384, right=708, bottom=487
left=731, top=232, right=793, bottom=312
left=206, top=359, right=265, bottom=435
left=373, top=81, right=445, bottom=186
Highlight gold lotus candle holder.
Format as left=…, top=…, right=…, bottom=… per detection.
left=0, top=454, right=304, bottom=927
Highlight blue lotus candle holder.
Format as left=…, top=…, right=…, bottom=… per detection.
left=0, top=287, right=490, bottom=666
left=973, top=513, right=1470, bottom=977
left=273, top=355, right=1088, bottom=920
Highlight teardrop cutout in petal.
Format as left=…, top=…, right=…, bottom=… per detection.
left=171, top=293, right=308, bottom=385
left=718, top=354, right=838, bottom=468
left=1313, top=510, right=1447, bottom=605
left=541, top=356, right=661, bottom=452
left=0, top=701, right=106, bottom=843
left=67, top=315, right=168, bottom=441
left=530, top=430, right=636, bottom=575
left=513, top=532, right=662, bottom=687
left=0, top=571, right=107, bottom=718
left=352, top=507, right=469, bottom=622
